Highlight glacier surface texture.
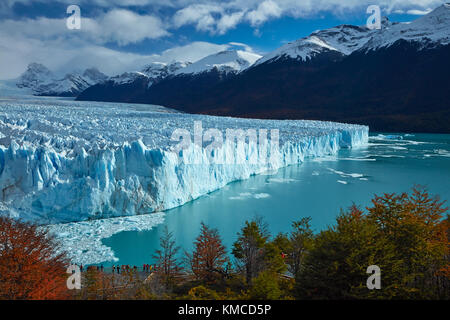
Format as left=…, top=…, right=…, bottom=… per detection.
left=0, top=98, right=368, bottom=224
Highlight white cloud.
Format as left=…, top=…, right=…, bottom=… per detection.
left=2, top=1, right=447, bottom=31
left=0, top=31, right=155, bottom=79
left=246, top=0, right=282, bottom=26
left=0, top=22, right=245, bottom=80
left=0, top=0, right=446, bottom=79
left=217, top=11, right=246, bottom=34
left=3, top=0, right=447, bottom=13
left=406, top=8, right=433, bottom=15
left=171, top=4, right=246, bottom=34
left=167, top=0, right=446, bottom=33
left=90, top=9, right=170, bottom=45
left=0, top=4, right=258, bottom=80
left=172, top=4, right=223, bottom=32
left=228, top=42, right=254, bottom=52
left=0, top=9, right=169, bottom=46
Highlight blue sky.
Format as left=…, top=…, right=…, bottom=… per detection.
left=0, top=0, right=446, bottom=79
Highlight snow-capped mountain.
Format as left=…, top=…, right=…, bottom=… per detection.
left=77, top=4, right=450, bottom=132
left=253, top=18, right=393, bottom=66
left=255, top=4, right=450, bottom=66
left=83, top=67, right=109, bottom=84
left=142, top=61, right=190, bottom=77
left=109, top=61, right=190, bottom=86
left=16, top=63, right=54, bottom=90
left=14, top=63, right=108, bottom=96
left=101, top=50, right=260, bottom=86
left=76, top=50, right=260, bottom=102
left=361, top=3, right=450, bottom=51
left=174, top=50, right=261, bottom=75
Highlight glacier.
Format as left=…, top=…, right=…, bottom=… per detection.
left=0, top=97, right=368, bottom=225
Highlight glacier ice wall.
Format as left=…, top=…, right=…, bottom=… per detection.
left=0, top=99, right=368, bottom=224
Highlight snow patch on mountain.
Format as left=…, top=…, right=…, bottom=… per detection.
left=361, top=4, right=450, bottom=51
left=175, top=50, right=262, bottom=75
left=16, top=63, right=54, bottom=90
left=109, top=61, right=190, bottom=86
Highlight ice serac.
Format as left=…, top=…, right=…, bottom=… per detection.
left=0, top=99, right=368, bottom=225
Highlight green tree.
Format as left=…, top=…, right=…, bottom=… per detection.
left=232, top=219, right=268, bottom=284
left=286, top=218, right=314, bottom=277
left=187, top=285, right=220, bottom=300
left=296, top=205, right=379, bottom=299
left=233, top=217, right=289, bottom=285
left=248, top=271, right=282, bottom=300
left=263, top=240, right=287, bottom=275
left=296, top=187, right=449, bottom=300
left=152, top=226, right=183, bottom=289
left=365, top=187, right=449, bottom=298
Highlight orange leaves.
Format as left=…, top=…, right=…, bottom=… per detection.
left=187, top=223, right=229, bottom=282
left=0, top=216, right=69, bottom=300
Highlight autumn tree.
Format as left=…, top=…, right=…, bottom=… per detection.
left=186, top=223, right=229, bottom=282
left=152, top=226, right=183, bottom=289
left=0, top=216, right=69, bottom=300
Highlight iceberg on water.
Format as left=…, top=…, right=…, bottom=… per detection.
left=0, top=98, right=368, bottom=225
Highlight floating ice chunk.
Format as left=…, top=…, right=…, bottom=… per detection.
left=254, top=193, right=270, bottom=199
left=371, top=134, right=403, bottom=140
left=338, top=157, right=376, bottom=162
left=230, top=192, right=270, bottom=200
left=389, top=146, right=408, bottom=150
left=328, top=168, right=364, bottom=178
left=267, top=178, right=298, bottom=183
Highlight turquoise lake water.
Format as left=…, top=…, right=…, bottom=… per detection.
left=102, top=133, right=450, bottom=267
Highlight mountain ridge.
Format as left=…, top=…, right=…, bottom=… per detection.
left=14, top=63, right=108, bottom=97
left=10, top=5, right=450, bottom=132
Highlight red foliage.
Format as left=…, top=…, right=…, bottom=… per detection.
left=188, top=223, right=229, bottom=282
left=0, top=216, right=70, bottom=300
